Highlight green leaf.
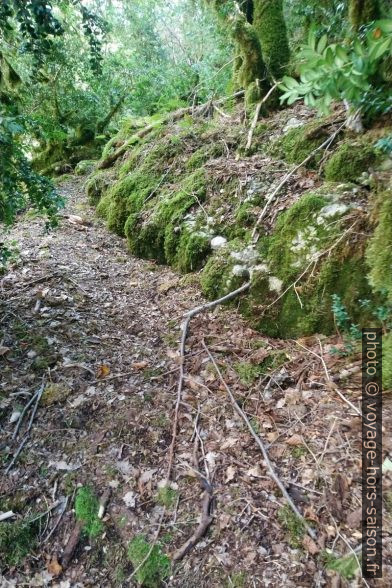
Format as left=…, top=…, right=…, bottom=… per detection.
left=317, top=34, right=328, bottom=54
left=369, top=38, right=391, bottom=62
left=376, top=19, right=392, bottom=34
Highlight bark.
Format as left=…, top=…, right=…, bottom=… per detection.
left=348, top=0, right=380, bottom=30
left=252, top=0, right=290, bottom=80
left=206, top=1, right=269, bottom=101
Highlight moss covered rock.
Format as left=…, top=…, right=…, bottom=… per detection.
left=324, top=140, right=377, bottom=182
left=75, top=159, right=96, bottom=176
left=268, top=122, right=327, bottom=167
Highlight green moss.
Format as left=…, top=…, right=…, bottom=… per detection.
left=0, top=519, right=38, bottom=567
left=125, top=169, right=207, bottom=265
left=323, top=551, right=360, bottom=580
left=174, top=230, right=211, bottom=273
left=127, top=535, right=170, bottom=588
left=277, top=505, right=305, bottom=548
left=253, top=0, right=290, bottom=80
left=75, top=159, right=96, bottom=176
left=86, top=170, right=112, bottom=206
left=383, top=332, right=392, bottom=390
left=366, top=192, right=392, bottom=302
left=75, top=486, right=104, bottom=538
left=185, top=143, right=224, bottom=171
left=156, top=485, right=178, bottom=508
left=269, top=123, right=326, bottom=167
left=324, top=140, right=377, bottom=182
left=200, top=241, right=247, bottom=300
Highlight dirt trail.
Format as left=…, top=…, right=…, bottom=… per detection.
left=1, top=179, right=391, bottom=587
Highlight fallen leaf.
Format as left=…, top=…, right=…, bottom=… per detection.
left=47, top=556, right=62, bottom=576
left=346, top=507, right=362, bottom=529
left=131, top=361, right=148, bottom=370
left=0, top=346, right=10, bottom=356
left=247, top=465, right=263, bottom=478
left=97, top=364, right=111, bottom=378
left=276, top=397, right=286, bottom=409
left=225, top=465, right=236, bottom=483
left=303, top=535, right=320, bottom=555
left=286, top=434, right=303, bottom=446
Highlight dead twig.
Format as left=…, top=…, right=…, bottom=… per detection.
left=166, top=282, right=250, bottom=483
left=294, top=339, right=362, bottom=417
left=43, top=496, right=69, bottom=543
left=202, top=341, right=317, bottom=541
left=12, top=384, right=43, bottom=439
left=5, top=435, right=29, bottom=474
left=172, top=490, right=213, bottom=563
left=245, top=83, right=278, bottom=151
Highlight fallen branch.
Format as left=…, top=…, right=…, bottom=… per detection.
left=12, top=383, right=44, bottom=439
left=202, top=341, right=317, bottom=541
left=5, top=435, right=29, bottom=474
left=61, top=521, right=83, bottom=569
left=166, top=282, right=250, bottom=483
left=245, top=83, right=278, bottom=151
left=251, top=120, right=346, bottom=240
left=98, top=91, right=244, bottom=170
left=172, top=491, right=213, bottom=562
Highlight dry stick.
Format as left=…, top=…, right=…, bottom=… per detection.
left=12, top=387, right=40, bottom=439
left=5, top=435, right=29, bottom=474
left=202, top=341, right=317, bottom=541
left=251, top=120, right=347, bottom=240
left=26, top=382, right=44, bottom=434
left=61, top=521, right=83, bottom=569
left=172, top=491, right=213, bottom=563
left=166, top=282, right=251, bottom=483
left=245, top=83, right=278, bottom=151
left=43, top=496, right=69, bottom=544
left=294, top=339, right=362, bottom=417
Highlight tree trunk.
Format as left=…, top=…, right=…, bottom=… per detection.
left=348, top=0, right=380, bottom=30
left=252, top=0, right=290, bottom=81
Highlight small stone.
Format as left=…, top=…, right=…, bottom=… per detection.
left=27, top=350, right=37, bottom=359
left=283, top=117, right=304, bottom=133
left=232, top=265, right=249, bottom=278
left=211, top=236, right=227, bottom=250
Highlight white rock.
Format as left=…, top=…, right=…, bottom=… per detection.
left=232, top=265, right=249, bottom=277
left=283, top=117, right=304, bottom=133
left=123, top=491, right=136, bottom=508
left=316, top=203, right=348, bottom=223
left=268, top=276, right=283, bottom=293
left=211, top=236, right=227, bottom=250
left=9, top=411, right=21, bottom=424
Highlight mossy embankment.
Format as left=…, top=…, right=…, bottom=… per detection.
left=86, top=106, right=392, bottom=355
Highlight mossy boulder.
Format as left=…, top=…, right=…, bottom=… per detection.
left=75, top=159, right=96, bottom=176
left=268, top=121, right=327, bottom=167
left=86, top=170, right=113, bottom=206
left=202, top=186, right=372, bottom=338
left=324, top=140, right=377, bottom=182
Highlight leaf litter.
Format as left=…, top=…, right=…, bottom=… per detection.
left=0, top=178, right=391, bottom=586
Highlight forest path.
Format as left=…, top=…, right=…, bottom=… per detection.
left=1, top=178, right=382, bottom=586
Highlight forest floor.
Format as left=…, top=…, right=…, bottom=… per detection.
left=1, top=178, right=391, bottom=588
